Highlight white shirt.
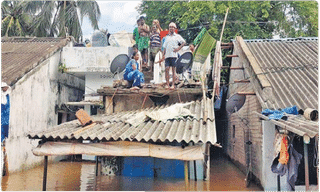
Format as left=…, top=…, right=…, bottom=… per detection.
left=163, top=33, right=186, bottom=59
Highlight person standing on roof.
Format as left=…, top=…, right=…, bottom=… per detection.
left=162, top=22, right=185, bottom=89
left=133, top=18, right=141, bottom=45
left=149, top=25, right=161, bottom=72
left=152, top=19, right=163, bottom=33
left=124, top=52, right=145, bottom=89
left=138, top=16, right=150, bottom=69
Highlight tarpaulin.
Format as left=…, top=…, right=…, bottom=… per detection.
left=261, top=106, right=299, bottom=120
left=32, top=141, right=205, bottom=161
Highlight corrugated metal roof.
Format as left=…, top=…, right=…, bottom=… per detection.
left=244, top=38, right=318, bottom=110
left=255, top=112, right=318, bottom=138
left=28, top=98, right=216, bottom=144
left=2, top=37, right=70, bottom=86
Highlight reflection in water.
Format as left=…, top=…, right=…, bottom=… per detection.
left=2, top=156, right=262, bottom=191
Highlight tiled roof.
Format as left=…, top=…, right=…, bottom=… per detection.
left=1, top=37, right=70, bottom=86
left=244, top=37, right=318, bottom=110
left=28, top=98, right=217, bottom=144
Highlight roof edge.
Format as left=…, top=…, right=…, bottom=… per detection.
left=7, top=38, right=71, bottom=87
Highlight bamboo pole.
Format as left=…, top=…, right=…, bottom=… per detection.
left=203, top=143, right=211, bottom=181
left=304, top=142, right=310, bottom=191
left=184, top=161, right=189, bottom=190
left=219, top=8, right=229, bottom=42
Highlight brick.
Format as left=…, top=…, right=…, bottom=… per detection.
left=75, top=109, right=92, bottom=126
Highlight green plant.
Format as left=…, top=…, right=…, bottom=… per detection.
left=58, top=63, right=67, bottom=73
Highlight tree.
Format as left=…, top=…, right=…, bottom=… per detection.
left=1, top=1, right=101, bottom=42
left=1, top=1, right=33, bottom=37
left=138, top=1, right=318, bottom=84
left=138, top=1, right=318, bottom=43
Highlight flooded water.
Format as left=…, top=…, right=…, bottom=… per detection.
left=2, top=155, right=262, bottom=191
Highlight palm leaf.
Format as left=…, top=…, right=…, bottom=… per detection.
left=2, top=15, right=11, bottom=23
left=31, top=1, right=55, bottom=37
left=6, top=16, right=14, bottom=36
left=15, top=18, right=23, bottom=36
left=64, top=2, right=83, bottom=41
left=77, top=1, right=101, bottom=30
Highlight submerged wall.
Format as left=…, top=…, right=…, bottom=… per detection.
left=6, top=50, right=85, bottom=172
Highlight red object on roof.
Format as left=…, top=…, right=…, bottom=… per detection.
left=160, top=30, right=178, bottom=40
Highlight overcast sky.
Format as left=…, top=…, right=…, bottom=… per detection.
left=81, top=1, right=142, bottom=41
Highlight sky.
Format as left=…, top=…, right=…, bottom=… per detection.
left=81, top=1, right=143, bottom=40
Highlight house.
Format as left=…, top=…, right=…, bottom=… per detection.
left=1, top=37, right=85, bottom=173
left=27, top=97, right=217, bottom=190
left=224, top=36, right=318, bottom=190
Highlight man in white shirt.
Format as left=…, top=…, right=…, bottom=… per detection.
left=162, top=22, right=185, bottom=89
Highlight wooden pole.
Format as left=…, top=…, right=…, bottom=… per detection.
left=95, top=156, right=99, bottom=176
left=219, top=8, right=229, bottom=42
left=42, top=156, right=48, bottom=191
left=184, top=161, right=189, bottom=190
left=203, top=143, right=211, bottom=181
left=304, top=143, right=310, bottom=191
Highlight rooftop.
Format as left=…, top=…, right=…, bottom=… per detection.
left=1, top=37, right=70, bottom=86
left=28, top=98, right=217, bottom=144
left=244, top=37, right=318, bottom=110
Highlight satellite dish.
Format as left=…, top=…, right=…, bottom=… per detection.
left=226, top=93, right=246, bottom=114
left=176, top=52, right=193, bottom=74
left=110, top=54, right=130, bottom=74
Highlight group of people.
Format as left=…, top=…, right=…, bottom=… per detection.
left=125, top=17, right=186, bottom=90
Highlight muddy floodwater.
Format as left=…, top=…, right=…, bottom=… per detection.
left=2, top=155, right=263, bottom=191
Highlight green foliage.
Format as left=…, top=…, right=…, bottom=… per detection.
left=1, top=1, right=101, bottom=42
left=138, top=1, right=318, bottom=85
left=58, top=63, right=67, bottom=73
left=137, top=1, right=318, bottom=43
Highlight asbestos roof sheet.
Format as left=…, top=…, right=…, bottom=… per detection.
left=28, top=98, right=217, bottom=144
left=244, top=37, right=318, bottom=110
left=256, top=112, right=318, bottom=138
left=2, top=37, right=69, bottom=86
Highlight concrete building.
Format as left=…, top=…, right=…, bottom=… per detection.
left=224, top=37, right=318, bottom=190
left=1, top=37, right=85, bottom=173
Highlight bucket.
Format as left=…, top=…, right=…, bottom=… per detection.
left=303, top=108, right=318, bottom=121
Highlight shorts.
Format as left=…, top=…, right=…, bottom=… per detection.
left=150, top=47, right=161, bottom=61
left=165, top=57, right=177, bottom=67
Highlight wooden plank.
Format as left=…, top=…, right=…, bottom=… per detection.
left=236, top=36, right=271, bottom=88
left=221, top=45, right=233, bottom=49
left=234, top=80, right=250, bottom=83
left=221, top=42, right=233, bottom=46
left=226, top=54, right=239, bottom=58
left=237, top=92, right=256, bottom=95
left=230, top=67, right=244, bottom=70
